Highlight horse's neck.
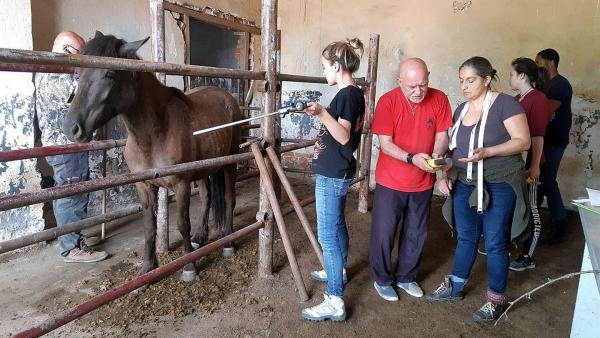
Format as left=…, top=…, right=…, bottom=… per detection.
left=122, top=73, right=173, bottom=150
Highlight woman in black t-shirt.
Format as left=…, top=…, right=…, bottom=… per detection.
left=300, top=38, right=365, bottom=322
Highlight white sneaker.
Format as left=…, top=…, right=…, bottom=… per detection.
left=301, top=294, right=346, bottom=322
left=396, top=281, right=424, bottom=298
left=309, top=268, right=348, bottom=284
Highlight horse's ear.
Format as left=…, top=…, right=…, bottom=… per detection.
left=94, top=31, right=104, bottom=39
left=119, top=37, right=150, bottom=57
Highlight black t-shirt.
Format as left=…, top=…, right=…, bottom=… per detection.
left=312, top=86, right=365, bottom=179
left=544, top=74, right=572, bottom=147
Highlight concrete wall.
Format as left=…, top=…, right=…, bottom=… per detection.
left=0, top=0, right=45, bottom=241
left=278, top=0, right=600, bottom=204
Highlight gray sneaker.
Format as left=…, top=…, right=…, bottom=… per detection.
left=63, top=247, right=108, bottom=263
left=509, top=254, right=536, bottom=271
left=374, top=282, right=399, bottom=301
left=425, top=276, right=463, bottom=302
left=310, top=269, right=348, bottom=284
left=396, top=281, right=424, bottom=298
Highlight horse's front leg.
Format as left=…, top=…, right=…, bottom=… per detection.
left=191, top=178, right=210, bottom=249
left=137, top=182, right=159, bottom=274
left=175, top=180, right=196, bottom=283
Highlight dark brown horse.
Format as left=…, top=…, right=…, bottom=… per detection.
left=63, top=32, right=241, bottom=283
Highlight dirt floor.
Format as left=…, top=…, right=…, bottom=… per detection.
left=0, top=175, right=585, bottom=337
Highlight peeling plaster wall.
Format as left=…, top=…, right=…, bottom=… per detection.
left=0, top=0, right=45, bottom=240
left=279, top=0, right=600, bottom=205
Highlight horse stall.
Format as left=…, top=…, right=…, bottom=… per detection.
left=0, top=0, right=595, bottom=337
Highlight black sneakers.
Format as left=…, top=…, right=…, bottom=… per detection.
left=473, top=301, right=506, bottom=323
left=509, top=254, right=536, bottom=271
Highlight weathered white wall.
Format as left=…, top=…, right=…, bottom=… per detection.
left=279, top=0, right=600, bottom=205
left=0, top=0, right=44, bottom=241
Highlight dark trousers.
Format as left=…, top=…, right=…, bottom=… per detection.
left=539, top=145, right=567, bottom=224
left=369, top=184, right=433, bottom=285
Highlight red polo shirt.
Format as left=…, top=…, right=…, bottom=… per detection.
left=372, top=87, right=453, bottom=192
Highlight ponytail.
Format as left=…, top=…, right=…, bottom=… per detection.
left=322, top=38, right=364, bottom=73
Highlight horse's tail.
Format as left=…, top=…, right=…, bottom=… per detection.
left=210, top=168, right=226, bottom=234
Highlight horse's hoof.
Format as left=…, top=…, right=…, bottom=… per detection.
left=180, top=270, right=196, bottom=283
left=223, top=246, right=235, bottom=257
left=191, top=242, right=200, bottom=250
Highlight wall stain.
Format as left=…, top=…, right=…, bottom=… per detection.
left=453, top=1, right=472, bottom=13
left=572, top=95, right=600, bottom=176
left=282, top=90, right=322, bottom=139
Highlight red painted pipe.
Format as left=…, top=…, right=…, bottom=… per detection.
left=0, top=141, right=315, bottom=212
left=0, top=139, right=126, bottom=162
left=14, top=220, right=264, bottom=338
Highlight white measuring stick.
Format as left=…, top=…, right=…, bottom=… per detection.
left=192, top=102, right=307, bottom=136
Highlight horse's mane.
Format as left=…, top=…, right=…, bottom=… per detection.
left=82, top=34, right=140, bottom=60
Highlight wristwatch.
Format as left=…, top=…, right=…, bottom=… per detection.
left=406, top=153, right=415, bottom=165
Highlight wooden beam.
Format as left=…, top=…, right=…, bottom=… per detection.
left=163, top=1, right=261, bottom=35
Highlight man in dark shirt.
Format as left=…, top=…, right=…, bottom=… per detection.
left=535, top=48, right=572, bottom=244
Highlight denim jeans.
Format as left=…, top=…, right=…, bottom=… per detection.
left=315, top=174, right=352, bottom=297
left=539, top=145, right=567, bottom=223
left=451, top=181, right=515, bottom=294
left=46, top=152, right=89, bottom=256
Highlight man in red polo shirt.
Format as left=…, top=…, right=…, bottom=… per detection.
left=370, top=58, right=453, bottom=301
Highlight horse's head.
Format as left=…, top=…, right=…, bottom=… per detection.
left=63, top=31, right=149, bottom=143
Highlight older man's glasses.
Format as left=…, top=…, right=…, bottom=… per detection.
left=62, top=44, right=80, bottom=55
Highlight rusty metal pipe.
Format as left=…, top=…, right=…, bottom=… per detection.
left=0, top=141, right=314, bottom=212
left=265, top=146, right=324, bottom=269
left=0, top=205, right=141, bottom=255
left=250, top=143, right=308, bottom=301
left=240, top=124, right=260, bottom=131
left=0, top=62, right=74, bottom=74
left=0, top=48, right=265, bottom=80
left=0, top=139, right=126, bottom=162
left=278, top=73, right=368, bottom=87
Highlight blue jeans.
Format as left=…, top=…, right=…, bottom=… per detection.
left=451, top=181, right=515, bottom=294
left=46, top=152, right=89, bottom=256
left=539, top=145, right=567, bottom=223
left=315, top=174, right=352, bottom=297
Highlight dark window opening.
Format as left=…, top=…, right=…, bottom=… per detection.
left=189, top=19, right=248, bottom=103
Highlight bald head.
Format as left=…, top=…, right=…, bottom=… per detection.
left=52, top=31, right=85, bottom=54
left=398, top=58, right=430, bottom=103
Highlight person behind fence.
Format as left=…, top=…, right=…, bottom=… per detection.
left=426, top=57, right=530, bottom=323
left=507, top=57, right=550, bottom=272
left=300, top=38, right=365, bottom=322
left=369, top=58, right=452, bottom=302
left=535, top=48, right=573, bottom=245
left=36, top=31, right=108, bottom=263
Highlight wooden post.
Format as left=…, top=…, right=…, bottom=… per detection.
left=150, top=0, right=169, bottom=252
left=265, top=146, right=324, bottom=269
left=251, top=143, right=308, bottom=301
left=358, top=34, right=380, bottom=213
left=258, top=0, right=278, bottom=278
